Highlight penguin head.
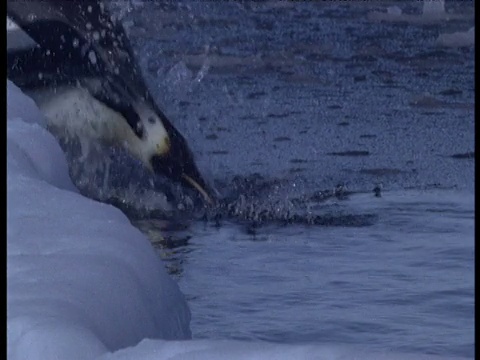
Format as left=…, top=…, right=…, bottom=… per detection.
left=81, top=76, right=216, bottom=205
left=136, top=103, right=215, bottom=205
left=82, top=76, right=215, bottom=205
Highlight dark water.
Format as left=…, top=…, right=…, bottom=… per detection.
left=74, top=1, right=476, bottom=358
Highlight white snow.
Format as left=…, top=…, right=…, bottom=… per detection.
left=6, top=80, right=470, bottom=360
left=387, top=6, right=403, bottom=17
left=367, top=0, right=471, bottom=24
left=7, top=17, right=19, bottom=30
left=7, top=80, right=190, bottom=359
left=436, top=27, right=475, bottom=48
left=422, top=0, right=445, bottom=17
left=101, top=339, right=465, bottom=360
left=7, top=17, right=37, bottom=50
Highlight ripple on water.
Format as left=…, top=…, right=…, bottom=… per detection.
left=141, top=189, right=474, bottom=358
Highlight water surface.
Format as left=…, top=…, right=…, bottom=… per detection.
left=83, top=1, right=476, bottom=357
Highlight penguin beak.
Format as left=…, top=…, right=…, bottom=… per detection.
left=181, top=174, right=215, bottom=205
left=149, top=136, right=216, bottom=206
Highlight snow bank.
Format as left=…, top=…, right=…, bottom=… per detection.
left=436, top=27, right=475, bottom=48
left=367, top=0, right=471, bottom=24
left=7, top=80, right=469, bottom=359
left=7, top=18, right=36, bottom=50
left=422, top=0, right=445, bottom=17
left=7, top=80, right=191, bottom=359
left=102, top=339, right=469, bottom=360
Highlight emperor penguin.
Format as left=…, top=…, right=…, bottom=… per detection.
left=7, top=0, right=215, bottom=205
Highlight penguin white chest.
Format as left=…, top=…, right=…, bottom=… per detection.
left=30, top=86, right=135, bottom=147
left=26, top=85, right=171, bottom=171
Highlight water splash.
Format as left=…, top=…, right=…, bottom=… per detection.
left=202, top=175, right=378, bottom=228
left=60, top=139, right=378, bottom=230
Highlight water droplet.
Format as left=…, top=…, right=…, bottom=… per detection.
left=80, top=43, right=89, bottom=57
left=72, top=38, right=79, bottom=48
left=87, top=5, right=92, bottom=13
left=92, top=31, right=100, bottom=41
left=88, top=50, right=97, bottom=65
left=86, top=22, right=92, bottom=30
left=38, top=72, right=43, bottom=80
